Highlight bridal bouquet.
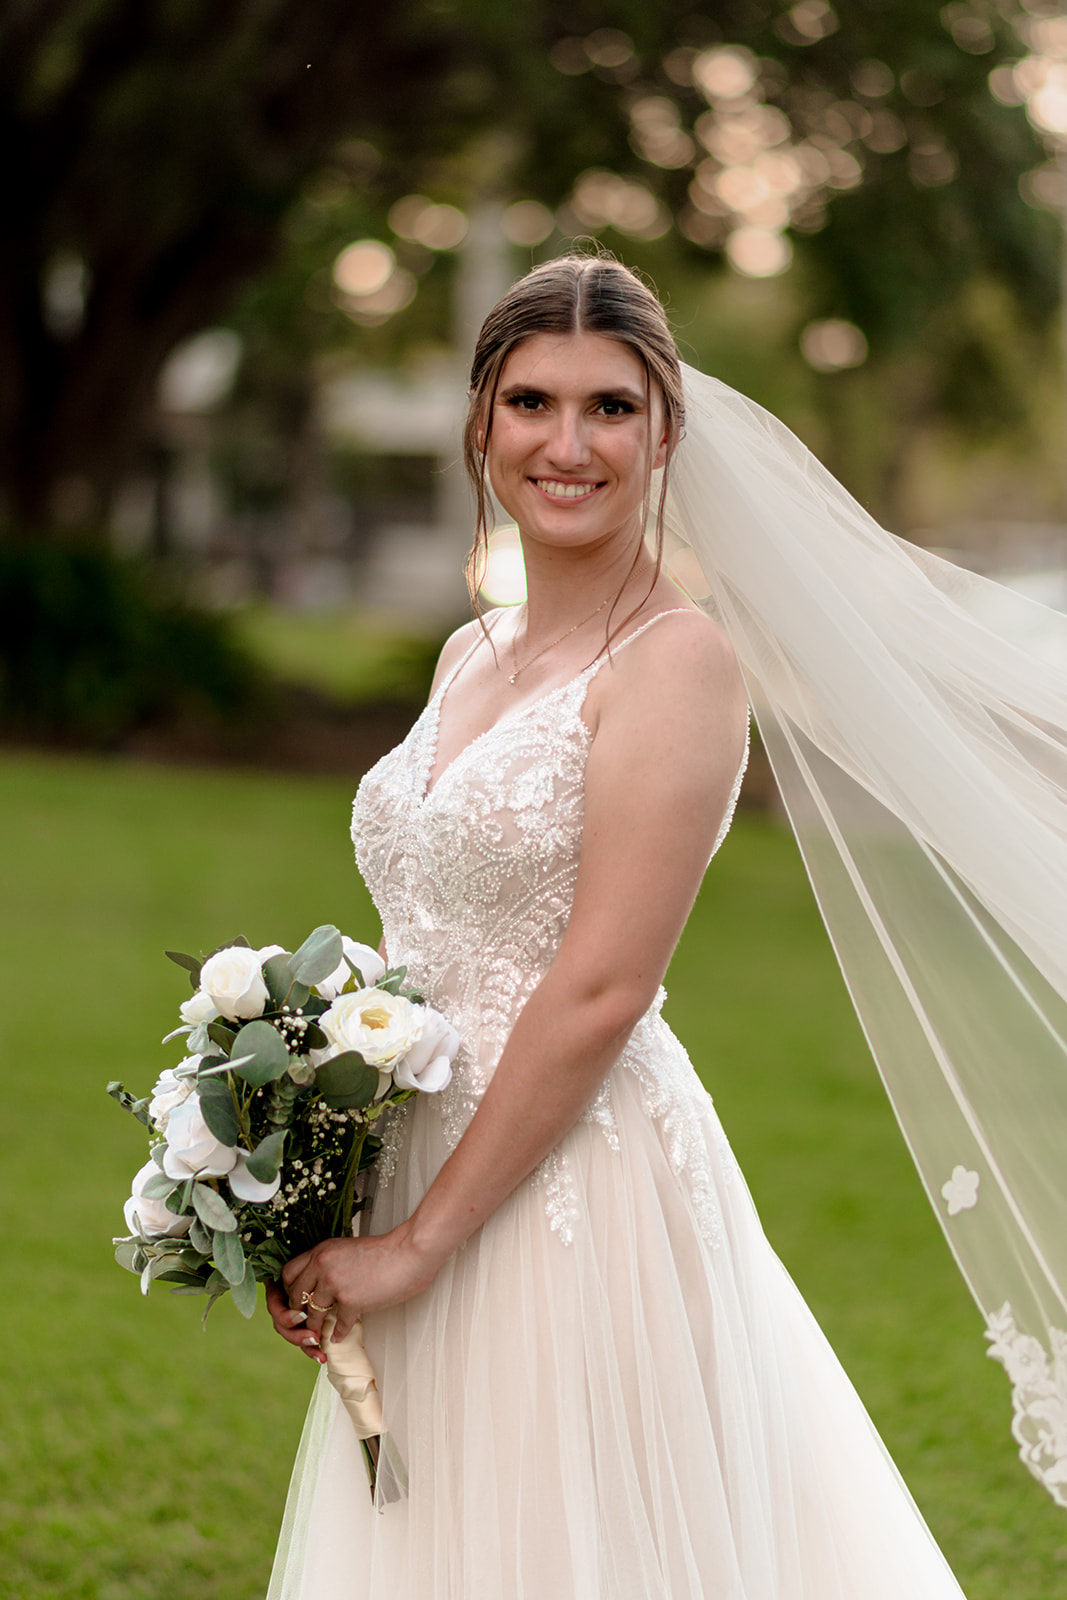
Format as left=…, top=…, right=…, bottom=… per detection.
left=109, top=924, right=456, bottom=1489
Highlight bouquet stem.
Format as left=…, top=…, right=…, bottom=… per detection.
left=321, top=1310, right=404, bottom=1500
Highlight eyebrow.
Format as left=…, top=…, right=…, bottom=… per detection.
left=498, top=384, right=648, bottom=406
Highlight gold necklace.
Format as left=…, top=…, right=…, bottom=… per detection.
left=508, top=594, right=613, bottom=685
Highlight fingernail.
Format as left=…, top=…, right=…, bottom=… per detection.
left=291, top=1310, right=308, bottom=1322
left=303, top=1335, right=319, bottom=1348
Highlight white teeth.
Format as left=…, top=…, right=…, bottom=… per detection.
left=535, top=480, right=598, bottom=499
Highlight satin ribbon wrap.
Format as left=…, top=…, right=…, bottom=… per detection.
left=321, top=1312, right=384, bottom=1438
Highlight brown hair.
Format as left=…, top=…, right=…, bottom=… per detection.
left=462, top=252, right=685, bottom=649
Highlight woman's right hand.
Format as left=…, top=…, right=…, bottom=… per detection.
left=266, top=1278, right=327, bottom=1364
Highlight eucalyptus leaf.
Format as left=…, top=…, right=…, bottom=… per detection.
left=378, top=970, right=406, bottom=995
left=197, top=1073, right=240, bottom=1145
left=164, top=950, right=202, bottom=980
left=191, top=1182, right=237, bottom=1233
left=315, top=1051, right=378, bottom=1102
left=198, top=1057, right=241, bottom=1077
left=213, top=1227, right=247, bottom=1285
left=228, top=1020, right=290, bottom=1087
left=155, top=1269, right=209, bottom=1286
left=302, top=1022, right=328, bottom=1050
left=316, top=1049, right=375, bottom=1100
left=230, top=1268, right=258, bottom=1320
left=261, top=952, right=296, bottom=1006
left=140, top=1170, right=179, bottom=1202
left=207, top=1020, right=238, bottom=1053
left=246, top=1129, right=287, bottom=1183
left=302, top=995, right=329, bottom=1018
left=289, top=924, right=343, bottom=987
left=151, top=1143, right=168, bottom=1170
left=171, top=1283, right=212, bottom=1296
left=205, top=1268, right=230, bottom=1294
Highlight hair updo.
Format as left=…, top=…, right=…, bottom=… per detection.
left=463, top=254, right=686, bottom=633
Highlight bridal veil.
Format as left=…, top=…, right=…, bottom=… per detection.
left=668, top=364, right=1067, bottom=1505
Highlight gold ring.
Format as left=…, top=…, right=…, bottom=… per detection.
left=307, top=1294, right=333, bottom=1314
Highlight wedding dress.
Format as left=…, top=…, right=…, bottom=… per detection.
left=267, top=609, right=967, bottom=1600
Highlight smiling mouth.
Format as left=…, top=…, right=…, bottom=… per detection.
left=532, top=479, right=602, bottom=500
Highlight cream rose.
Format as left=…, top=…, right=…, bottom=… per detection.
left=392, top=1006, right=458, bottom=1094
left=124, top=1160, right=192, bottom=1239
left=315, top=938, right=387, bottom=1002
left=319, top=988, right=421, bottom=1068
left=148, top=1061, right=199, bottom=1130
left=199, top=943, right=283, bottom=1021
left=161, top=1092, right=238, bottom=1179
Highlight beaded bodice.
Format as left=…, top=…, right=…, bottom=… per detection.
left=351, top=611, right=749, bottom=1236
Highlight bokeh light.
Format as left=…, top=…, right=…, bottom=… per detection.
left=333, top=240, right=395, bottom=296
left=800, top=319, right=869, bottom=371
left=726, top=226, right=793, bottom=277
left=502, top=200, right=555, bottom=245
left=479, top=525, right=527, bottom=606
left=388, top=196, right=469, bottom=250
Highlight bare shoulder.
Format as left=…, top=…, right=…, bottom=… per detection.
left=428, top=609, right=508, bottom=697
left=594, top=607, right=746, bottom=726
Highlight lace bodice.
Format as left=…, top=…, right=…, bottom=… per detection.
left=351, top=610, right=749, bottom=1241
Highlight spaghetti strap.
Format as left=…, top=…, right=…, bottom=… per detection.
left=586, top=606, right=701, bottom=680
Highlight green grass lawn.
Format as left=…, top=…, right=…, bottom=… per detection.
left=1, top=751, right=1064, bottom=1599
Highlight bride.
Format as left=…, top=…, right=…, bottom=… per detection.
left=262, top=252, right=1065, bottom=1598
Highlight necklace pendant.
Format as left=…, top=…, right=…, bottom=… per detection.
left=508, top=672, right=518, bottom=685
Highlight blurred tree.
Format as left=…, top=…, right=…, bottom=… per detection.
left=0, top=0, right=1056, bottom=536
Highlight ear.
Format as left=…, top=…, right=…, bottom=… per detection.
left=652, top=421, right=671, bottom=473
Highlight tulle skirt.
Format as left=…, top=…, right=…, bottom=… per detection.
left=267, top=1043, right=966, bottom=1600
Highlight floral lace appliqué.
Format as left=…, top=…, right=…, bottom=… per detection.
left=351, top=613, right=748, bottom=1242
left=985, top=1302, right=1067, bottom=1506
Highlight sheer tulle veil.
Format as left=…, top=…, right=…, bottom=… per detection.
left=667, top=363, right=1067, bottom=1505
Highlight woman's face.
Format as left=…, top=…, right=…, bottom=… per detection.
left=483, top=332, right=669, bottom=555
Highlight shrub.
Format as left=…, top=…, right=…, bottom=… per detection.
left=0, top=543, right=270, bottom=745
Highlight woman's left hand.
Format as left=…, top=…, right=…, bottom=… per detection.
left=281, top=1222, right=439, bottom=1346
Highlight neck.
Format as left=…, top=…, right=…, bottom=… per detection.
left=518, top=524, right=656, bottom=639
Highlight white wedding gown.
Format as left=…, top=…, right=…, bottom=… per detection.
left=267, top=613, right=967, bottom=1600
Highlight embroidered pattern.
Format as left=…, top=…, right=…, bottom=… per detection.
left=941, top=1165, right=980, bottom=1215
left=351, top=614, right=749, bottom=1245
left=985, top=1302, right=1067, bottom=1506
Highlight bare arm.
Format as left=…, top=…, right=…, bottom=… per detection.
left=278, top=615, right=748, bottom=1346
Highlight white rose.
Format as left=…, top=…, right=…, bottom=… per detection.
left=199, top=943, right=283, bottom=1021
left=148, top=1061, right=199, bottom=1130
left=319, top=988, right=421, bottom=1068
left=315, top=938, right=387, bottom=1001
left=180, top=990, right=218, bottom=1027
left=161, top=1092, right=238, bottom=1179
left=228, top=1150, right=282, bottom=1204
left=124, top=1159, right=192, bottom=1239
left=392, top=1006, right=458, bottom=1094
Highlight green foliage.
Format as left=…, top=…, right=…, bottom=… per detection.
left=288, top=924, right=343, bottom=986
left=227, top=1019, right=291, bottom=1087
left=0, top=543, right=268, bottom=744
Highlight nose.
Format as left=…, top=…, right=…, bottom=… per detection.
left=544, top=405, right=593, bottom=470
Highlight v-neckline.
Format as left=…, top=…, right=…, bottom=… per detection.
left=419, top=660, right=596, bottom=806
left=415, top=606, right=697, bottom=806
